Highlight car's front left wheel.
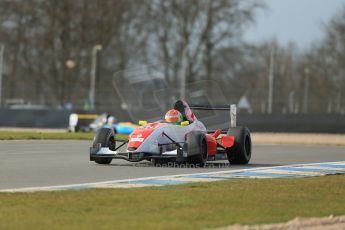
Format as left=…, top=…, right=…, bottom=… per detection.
left=93, top=128, right=115, bottom=164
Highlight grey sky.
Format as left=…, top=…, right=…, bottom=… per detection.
left=243, top=0, right=345, bottom=50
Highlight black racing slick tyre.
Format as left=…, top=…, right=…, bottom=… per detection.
left=226, top=127, right=251, bottom=164
left=186, top=131, right=208, bottom=167
left=93, top=128, right=116, bottom=164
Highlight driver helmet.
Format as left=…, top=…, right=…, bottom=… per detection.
left=107, top=116, right=116, bottom=125
left=165, top=109, right=183, bottom=125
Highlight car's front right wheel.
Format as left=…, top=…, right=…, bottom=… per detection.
left=186, top=131, right=208, bottom=167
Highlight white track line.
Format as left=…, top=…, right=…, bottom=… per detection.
left=1, top=161, right=344, bottom=192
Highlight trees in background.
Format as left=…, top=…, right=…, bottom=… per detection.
left=302, top=7, right=345, bottom=114
left=0, top=0, right=144, bottom=108
left=0, top=0, right=344, bottom=114
left=146, top=0, right=260, bottom=83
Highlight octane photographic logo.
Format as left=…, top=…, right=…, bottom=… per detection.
left=112, top=63, right=230, bottom=129
left=130, top=161, right=232, bottom=169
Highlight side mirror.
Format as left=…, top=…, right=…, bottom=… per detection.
left=138, top=120, right=147, bottom=126
left=181, top=121, right=189, bottom=126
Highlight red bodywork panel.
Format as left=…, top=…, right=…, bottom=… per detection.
left=213, top=129, right=221, bottom=138
left=220, top=136, right=235, bottom=148
left=205, top=134, right=217, bottom=156
left=128, top=122, right=164, bottom=149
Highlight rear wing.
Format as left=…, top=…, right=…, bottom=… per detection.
left=189, top=104, right=237, bottom=128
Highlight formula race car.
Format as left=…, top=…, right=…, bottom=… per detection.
left=90, top=100, right=251, bottom=166
left=69, top=113, right=137, bottom=134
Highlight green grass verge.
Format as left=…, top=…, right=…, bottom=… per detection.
left=0, top=175, right=344, bottom=229
left=0, top=131, right=128, bottom=140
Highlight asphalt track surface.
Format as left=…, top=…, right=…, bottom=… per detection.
left=1, top=140, right=344, bottom=189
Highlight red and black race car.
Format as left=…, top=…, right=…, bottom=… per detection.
left=90, top=100, right=251, bottom=166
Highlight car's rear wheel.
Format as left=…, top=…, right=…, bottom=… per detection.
left=226, top=127, right=251, bottom=164
left=186, top=131, right=208, bottom=167
left=93, top=128, right=115, bottom=164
